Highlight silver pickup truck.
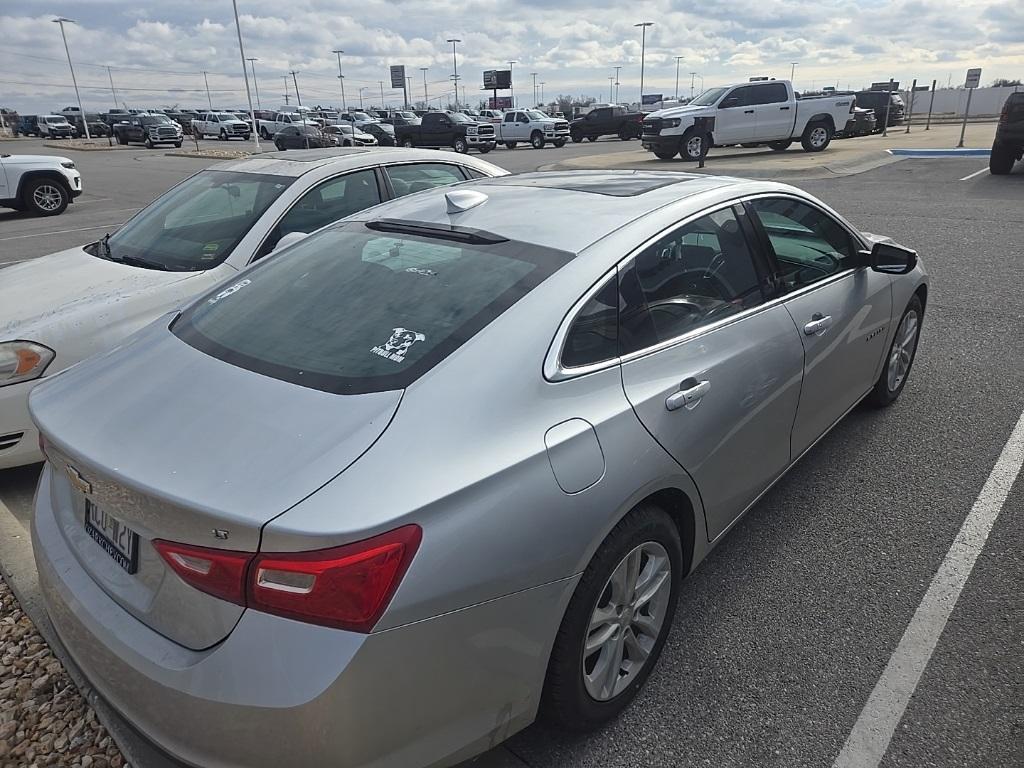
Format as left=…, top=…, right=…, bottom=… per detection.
left=496, top=109, right=571, bottom=149
left=642, top=79, right=854, bottom=160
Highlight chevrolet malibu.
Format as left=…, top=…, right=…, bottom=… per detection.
left=0, top=148, right=506, bottom=469
left=30, top=172, right=927, bottom=768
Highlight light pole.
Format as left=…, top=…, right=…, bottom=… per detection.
left=540, top=81, right=545, bottom=106
left=447, top=38, right=461, bottom=109
left=508, top=60, right=516, bottom=108
left=203, top=71, right=214, bottom=110
left=634, top=22, right=654, bottom=107
left=230, top=0, right=260, bottom=150
left=332, top=49, right=347, bottom=110
left=674, top=56, right=684, bottom=99
left=609, top=76, right=615, bottom=102
left=246, top=58, right=261, bottom=111
left=283, top=75, right=291, bottom=106
left=106, top=66, right=118, bottom=110
left=614, top=66, right=622, bottom=103
left=358, top=87, right=367, bottom=110
left=530, top=72, right=538, bottom=106
left=52, top=18, right=89, bottom=139
left=291, top=70, right=308, bottom=148
left=790, top=62, right=797, bottom=84
left=420, top=67, right=429, bottom=106
left=379, top=81, right=385, bottom=110
left=689, top=71, right=697, bottom=99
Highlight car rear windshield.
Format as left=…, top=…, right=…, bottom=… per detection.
left=97, top=170, right=292, bottom=271
left=173, top=222, right=574, bottom=394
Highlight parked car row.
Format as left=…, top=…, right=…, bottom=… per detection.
left=0, top=144, right=929, bottom=768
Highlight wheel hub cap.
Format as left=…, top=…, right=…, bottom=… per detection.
left=887, top=310, right=919, bottom=392
left=582, top=541, right=672, bottom=701
left=33, top=185, right=62, bottom=211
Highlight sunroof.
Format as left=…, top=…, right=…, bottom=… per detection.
left=488, top=170, right=700, bottom=197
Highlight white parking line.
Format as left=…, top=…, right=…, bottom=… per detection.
left=959, top=167, right=989, bottom=181
left=833, top=407, right=1024, bottom=768
left=0, top=223, right=125, bottom=242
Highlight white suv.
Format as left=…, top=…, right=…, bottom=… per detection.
left=0, top=154, right=83, bottom=216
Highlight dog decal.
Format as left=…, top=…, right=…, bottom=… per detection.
left=371, top=327, right=426, bottom=363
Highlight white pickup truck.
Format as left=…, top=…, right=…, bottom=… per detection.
left=191, top=112, right=252, bottom=141
left=496, top=109, right=571, bottom=149
left=641, top=79, right=853, bottom=160
left=257, top=110, right=318, bottom=139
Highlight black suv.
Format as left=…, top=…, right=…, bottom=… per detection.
left=72, top=113, right=110, bottom=138
left=989, top=92, right=1024, bottom=175
left=853, top=90, right=905, bottom=128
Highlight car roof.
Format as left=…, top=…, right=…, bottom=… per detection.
left=344, top=170, right=783, bottom=252
left=209, top=147, right=505, bottom=178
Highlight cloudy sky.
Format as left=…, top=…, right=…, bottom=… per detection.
left=2, top=0, right=1022, bottom=114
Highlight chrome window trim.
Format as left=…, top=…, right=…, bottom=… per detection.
left=545, top=191, right=867, bottom=382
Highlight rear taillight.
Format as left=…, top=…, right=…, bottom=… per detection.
left=153, top=524, right=421, bottom=633
left=153, top=540, right=252, bottom=605
left=249, top=525, right=422, bottom=633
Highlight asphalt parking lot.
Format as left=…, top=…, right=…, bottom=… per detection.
left=1, top=138, right=1022, bottom=768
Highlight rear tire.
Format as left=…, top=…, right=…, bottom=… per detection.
left=801, top=122, right=832, bottom=152
left=768, top=140, right=793, bottom=151
left=619, top=129, right=632, bottom=141
left=989, top=142, right=1017, bottom=175
left=541, top=503, right=681, bottom=731
left=868, top=296, right=923, bottom=407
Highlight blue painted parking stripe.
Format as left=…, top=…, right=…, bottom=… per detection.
left=886, top=148, right=990, bottom=157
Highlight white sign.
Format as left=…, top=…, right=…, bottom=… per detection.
left=965, top=68, right=982, bottom=89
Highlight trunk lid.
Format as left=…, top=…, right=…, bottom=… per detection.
left=30, top=321, right=401, bottom=649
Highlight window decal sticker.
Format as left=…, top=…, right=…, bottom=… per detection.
left=371, top=327, right=426, bottom=363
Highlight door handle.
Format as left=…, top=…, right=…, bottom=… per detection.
left=780, top=106, right=791, bottom=110
left=803, top=314, right=833, bottom=336
left=744, top=110, right=755, bottom=114
left=666, top=379, right=711, bottom=411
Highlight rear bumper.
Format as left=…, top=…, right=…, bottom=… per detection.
left=33, top=465, right=576, bottom=768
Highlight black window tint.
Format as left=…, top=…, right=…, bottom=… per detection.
left=175, top=224, right=573, bottom=394
left=620, top=207, right=764, bottom=352
left=754, top=83, right=789, bottom=104
left=748, top=197, right=855, bottom=292
left=724, top=87, right=754, bottom=106
left=562, top=277, right=618, bottom=367
left=256, top=169, right=382, bottom=260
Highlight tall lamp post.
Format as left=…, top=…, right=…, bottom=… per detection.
left=420, top=67, right=429, bottom=106
left=246, top=57, right=262, bottom=111
left=674, top=56, right=684, bottom=99
left=332, top=49, right=347, bottom=110
left=358, top=87, right=367, bottom=110
left=230, top=0, right=260, bottom=150
left=540, top=81, right=545, bottom=106
left=614, top=65, right=622, bottom=103
left=634, top=21, right=654, bottom=107
left=790, top=62, right=798, bottom=84
left=689, top=71, right=697, bottom=99
left=508, top=60, right=517, bottom=108
left=379, top=81, right=385, bottom=110
left=52, top=18, right=89, bottom=139
left=609, top=76, right=615, bottom=102
left=447, top=38, right=461, bottom=109
left=530, top=72, right=538, bottom=106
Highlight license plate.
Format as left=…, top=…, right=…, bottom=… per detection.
left=85, top=499, right=139, bottom=574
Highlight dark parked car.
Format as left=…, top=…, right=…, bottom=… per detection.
left=394, top=111, right=496, bottom=153
left=165, top=111, right=200, bottom=135
left=102, top=110, right=133, bottom=128
left=274, top=125, right=334, bottom=150
left=989, top=92, right=1024, bottom=175
left=569, top=105, right=645, bottom=143
left=839, top=106, right=877, bottom=138
left=113, top=114, right=183, bottom=148
left=854, top=91, right=905, bottom=128
left=323, top=124, right=377, bottom=146
left=71, top=114, right=110, bottom=138
left=382, top=111, right=421, bottom=127
left=16, top=115, right=39, bottom=137
left=362, top=121, right=396, bottom=146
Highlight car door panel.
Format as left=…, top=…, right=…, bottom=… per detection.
left=715, top=86, right=756, bottom=144
left=621, top=306, right=803, bottom=540
left=750, top=83, right=792, bottom=141
left=781, top=271, right=891, bottom=456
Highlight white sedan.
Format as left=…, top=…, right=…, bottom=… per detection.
left=0, top=148, right=507, bottom=469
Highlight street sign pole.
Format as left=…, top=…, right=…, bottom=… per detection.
left=881, top=78, right=894, bottom=137
left=957, top=68, right=982, bottom=148
left=925, top=79, right=936, bottom=130
left=905, top=79, right=917, bottom=133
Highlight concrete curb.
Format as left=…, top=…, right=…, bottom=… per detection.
left=164, top=150, right=257, bottom=160
left=43, top=142, right=125, bottom=152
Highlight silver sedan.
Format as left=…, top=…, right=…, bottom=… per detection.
left=30, top=171, right=927, bottom=768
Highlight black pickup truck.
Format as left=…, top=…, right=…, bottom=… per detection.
left=113, top=114, right=183, bottom=148
left=395, top=111, right=496, bottom=153
left=569, top=105, right=644, bottom=142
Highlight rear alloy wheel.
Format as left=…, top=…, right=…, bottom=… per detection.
left=768, top=140, right=793, bottom=151
left=452, top=137, right=468, bottom=154
left=868, top=296, right=923, bottom=407
left=23, top=178, right=69, bottom=216
left=541, top=503, right=681, bottom=730
left=989, top=142, right=1017, bottom=175
left=801, top=122, right=832, bottom=152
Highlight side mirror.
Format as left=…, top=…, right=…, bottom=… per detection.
left=273, top=231, right=308, bottom=253
left=866, top=241, right=917, bottom=274
left=719, top=97, right=739, bottom=109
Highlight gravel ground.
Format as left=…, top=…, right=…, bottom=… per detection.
left=0, top=576, right=128, bottom=768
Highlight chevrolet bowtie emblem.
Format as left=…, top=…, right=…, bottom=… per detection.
left=65, top=465, right=92, bottom=495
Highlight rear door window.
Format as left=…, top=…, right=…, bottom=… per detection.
left=387, top=163, right=468, bottom=197
left=175, top=223, right=574, bottom=394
